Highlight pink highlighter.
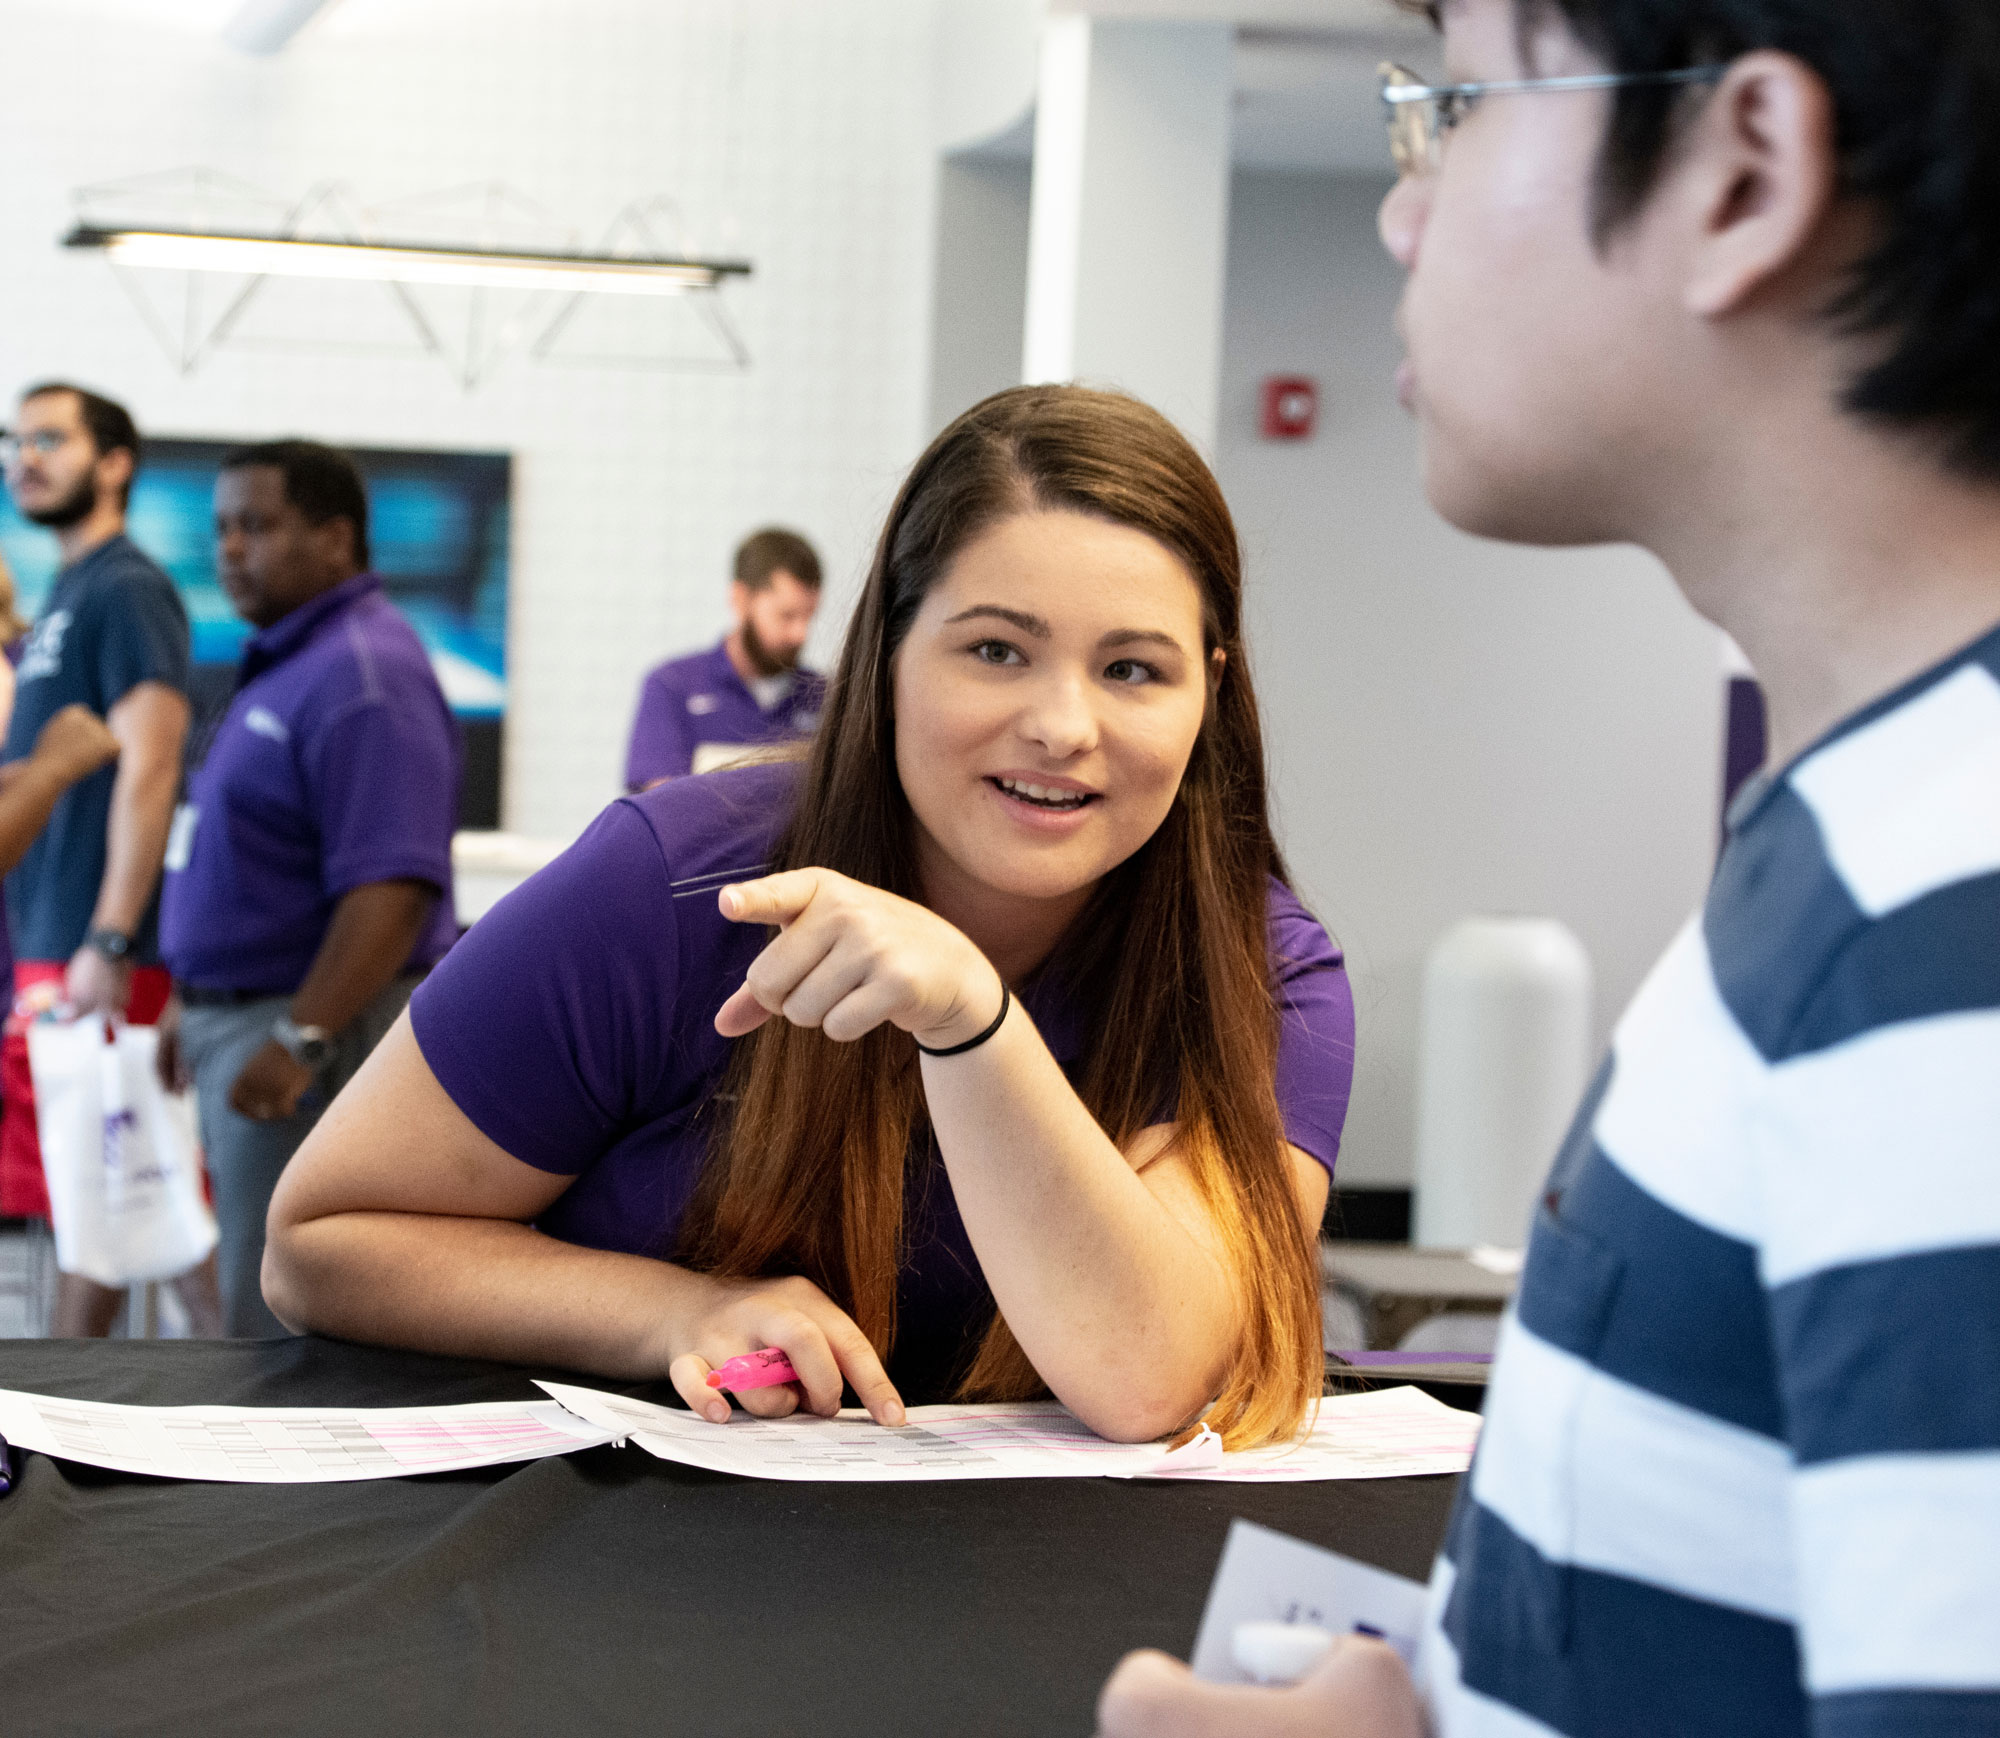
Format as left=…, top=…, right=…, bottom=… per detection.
left=705, top=1348, right=800, bottom=1393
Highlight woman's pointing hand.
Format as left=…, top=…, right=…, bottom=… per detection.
left=714, top=868, right=1005, bottom=1051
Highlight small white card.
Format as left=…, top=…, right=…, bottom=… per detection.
left=163, top=803, right=199, bottom=872
left=1189, top=1519, right=1430, bottom=1682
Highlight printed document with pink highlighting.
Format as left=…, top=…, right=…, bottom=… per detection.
left=0, top=1378, right=1476, bottom=1485
left=536, top=1380, right=1479, bottom=1484
left=0, top=1387, right=614, bottom=1483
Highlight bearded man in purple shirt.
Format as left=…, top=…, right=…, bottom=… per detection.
left=157, top=441, right=460, bottom=1337
left=623, top=526, right=827, bottom=790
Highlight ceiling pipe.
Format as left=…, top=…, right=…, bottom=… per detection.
left=222, top=0, right=337, bottom=55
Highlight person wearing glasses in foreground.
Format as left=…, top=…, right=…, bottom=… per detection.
left=264, top=386, right=1355, bottom=1450
left=1097, top=0, right=2000, bottom=1735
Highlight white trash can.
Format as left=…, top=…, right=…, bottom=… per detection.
left=1414, top=916, right=1593, bottom=1251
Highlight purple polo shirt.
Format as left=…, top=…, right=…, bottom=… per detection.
left=410, top=761, right=1356, bottom=1399
left=160, top=573, right=461, bottom=995
left=624, top=639, right=827, bottom=789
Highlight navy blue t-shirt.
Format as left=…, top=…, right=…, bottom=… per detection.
left=2, top=534, right=191, bottom=963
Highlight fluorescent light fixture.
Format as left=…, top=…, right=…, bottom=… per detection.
left=64, top=224, right=751, bottom=297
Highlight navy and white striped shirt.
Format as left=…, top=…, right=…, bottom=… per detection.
left=1418, top=621, right=2000, bottom=1736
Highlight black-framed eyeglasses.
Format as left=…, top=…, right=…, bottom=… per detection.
left=1379, top=60, right=1728, bottom=178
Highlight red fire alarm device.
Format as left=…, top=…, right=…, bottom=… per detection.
left=1260, top=376, right=1319, bottom=441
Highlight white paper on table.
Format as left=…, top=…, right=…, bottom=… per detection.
left=536, top=1380, right=1477, bottom=1485
left=1190, top=1519, right=1430, bottom=1681
left=1160, top=1386, right=1482, bottom=1483
left=537, top=1382, right=1217, bottom=1481
left=0, top=1387, right=615, bottom=1483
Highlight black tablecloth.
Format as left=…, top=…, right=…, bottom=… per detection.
left=0, top=1338, right=1459, bottom=1738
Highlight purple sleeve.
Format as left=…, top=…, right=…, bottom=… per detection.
left=625, top=670, right=694, bottom=790
left=1270, top=891, right=1356, bottom=1176
left=408, top=801, right=680, bottom=1173
left=306, top=692, right=458, bottom=899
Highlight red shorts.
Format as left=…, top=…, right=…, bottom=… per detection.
left=0, top=960, right=172, bottom=1220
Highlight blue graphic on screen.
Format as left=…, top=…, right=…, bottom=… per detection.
left=0, top=439, right=509, bottom=720
left=1, top=437, right=509, bottom=829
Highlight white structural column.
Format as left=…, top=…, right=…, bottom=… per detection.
left=1021, top=14, right=1235, bottom=450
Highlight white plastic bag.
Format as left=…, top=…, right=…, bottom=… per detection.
left=29, top=1017, right=217, bottom=1287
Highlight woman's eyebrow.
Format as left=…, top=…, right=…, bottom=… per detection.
left=942, top=605, right=1050, bottom=637
left=1099, top=629, right=1187, bottom=654
left=940, top=608, right=1188, bottom=656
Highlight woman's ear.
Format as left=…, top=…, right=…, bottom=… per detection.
left=1209, top=646, right=1227, bottom=689
left=1678, top=51, right=1842, bottom=320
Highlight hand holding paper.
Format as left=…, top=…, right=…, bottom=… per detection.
left=1096, top=1638, right=1425, bottom=1738
left=1095, top=1520, right=1433, bottom=1738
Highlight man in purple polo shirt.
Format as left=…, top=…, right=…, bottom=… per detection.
left=158, top=441, right=460, bottom=1336
left=623, top=526, right=827, bottom=789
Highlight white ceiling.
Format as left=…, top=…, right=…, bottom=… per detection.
left=54, top=0, right=243, bottom=25
left=40, top=0, right=344, bottom=47
left=956, top=19, right=1441, bottom=174
left=1233, top=24, right=1438, bottom=173
left=51, top=0, right=1434, bottom=176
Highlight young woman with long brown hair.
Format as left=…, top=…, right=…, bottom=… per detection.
left=265, top=386, right=1354, bottom=1447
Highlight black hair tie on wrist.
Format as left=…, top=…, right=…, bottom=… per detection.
left=915, top=985, right=1011, bottom=1058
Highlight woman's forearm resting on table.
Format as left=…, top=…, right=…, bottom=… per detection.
left=920, top=1000, right=1284, bottom=1442
left=714, top=868, right=1328, bottom=1444
left=267, top=1206, right=696, bottom=1379
left=268, top=931, right=1323, bottom=1443
left=264, top=1018, right=690, bottom=1378
left=715, top=871, right=1322, bottom=1444
left=263, top=1016, right=905, bottom=1425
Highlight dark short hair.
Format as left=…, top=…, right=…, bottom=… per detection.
left=20, top=382, right=140, bottom=507
left=220, top=439, right=371, bottom=570
left=733, top=527, right=822, bottom=592
left=1416, top=0, right=2000, bottom=480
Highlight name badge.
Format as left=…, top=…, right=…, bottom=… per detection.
left=164, top=803, right=199, bottom=872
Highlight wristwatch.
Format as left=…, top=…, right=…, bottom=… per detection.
left=272, top=1015, right=335, bottom=1071
left=84, top=927, right=133, bottom=962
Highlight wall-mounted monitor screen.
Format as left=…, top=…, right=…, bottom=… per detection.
left=0, top=438, right=510, bottom=828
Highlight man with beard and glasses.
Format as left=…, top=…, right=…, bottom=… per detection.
left=0, top=381, right=214, bottom=1338
left=623, top=526, right=826, bottom=789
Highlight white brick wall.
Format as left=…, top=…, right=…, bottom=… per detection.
left=0, top=0, right=938, bottom=837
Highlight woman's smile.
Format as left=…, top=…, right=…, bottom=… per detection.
left=986, top=769, right=1103, bottom=828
